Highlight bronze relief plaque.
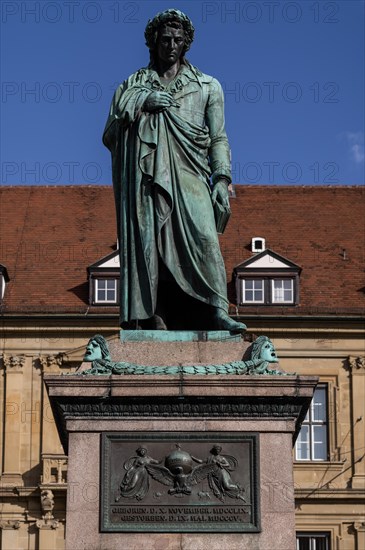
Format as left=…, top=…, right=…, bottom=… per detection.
left=101, top=432, right=260, bottom=532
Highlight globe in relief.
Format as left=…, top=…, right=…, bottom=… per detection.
left=165, top=445, right=193, bottom=475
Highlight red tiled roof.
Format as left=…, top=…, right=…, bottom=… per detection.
left=0, top=185, right=364, bottom=316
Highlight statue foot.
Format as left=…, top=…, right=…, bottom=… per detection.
left=151, top=314, right=167, bottom=330
left=212, top=310, right=246, bottom=333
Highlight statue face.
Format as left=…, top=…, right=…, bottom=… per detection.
left=83, top=339, right=103, bottom=362
left=261, top=340, right=279, bottom=363
left=156, top=26, right=185, bottom=65
left=138, top=448, right=147, bottom=457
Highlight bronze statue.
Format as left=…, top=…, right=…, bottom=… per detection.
left=103, top=9, right=245, bottom=332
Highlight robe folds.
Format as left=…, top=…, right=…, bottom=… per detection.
left=103, top=62, right=232, bottom=323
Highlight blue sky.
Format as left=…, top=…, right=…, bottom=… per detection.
left=1, top=0, right=364, bottom=185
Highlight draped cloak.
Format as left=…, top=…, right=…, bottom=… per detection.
left=103, top=62, right=232, bottom=323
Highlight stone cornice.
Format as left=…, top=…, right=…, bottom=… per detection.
left=0, top=315, right=364, bottom=329
left=45, top=374, right=318, bottom=454
left=295, top=488, right=365, bottom=499
left=45, top=374, right=318, bottom=395
left=0, top=486, right=67, bottom=498
left=294, top=461, right=345, bottom=472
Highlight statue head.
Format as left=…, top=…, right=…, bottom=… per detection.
left=83, top=334, right=111, bottom=362
left=210, top=444, right=222, bottom=455
left=145, top=9, right=195, bottom=64
left=251, top=336, right=279, bottom=364
left=136, top=446, right=147, bottom=457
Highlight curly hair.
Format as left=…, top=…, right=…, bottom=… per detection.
left=144, top=9, right=195, bottom=62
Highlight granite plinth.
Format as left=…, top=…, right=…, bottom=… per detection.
left=120, top=330, right=243, bottom=342
left=106, top=331, right=250, bottom=367
left=45, top=372, right=317, bottom=550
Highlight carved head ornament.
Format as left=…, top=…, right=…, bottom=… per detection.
left=251, top=336, right=279, bottom=364
left=83, top=334, right=111, bottom=362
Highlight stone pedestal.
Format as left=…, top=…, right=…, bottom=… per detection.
left=45, top=354, right=317, bottom=550
left=36, top=519, right=60, bottom=550
left=0, top=521, right=20, bottom=550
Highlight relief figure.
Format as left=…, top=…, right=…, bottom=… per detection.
left=115, top=446, right=160, bottom=502
left=206, top=445, right=246, bottom=502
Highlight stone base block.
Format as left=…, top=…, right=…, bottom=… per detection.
left=108, top=330, right=250, bottom=366
left=45, top=372, right=317, bottom=550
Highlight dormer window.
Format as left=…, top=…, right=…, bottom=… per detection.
left=95, top=278, right=118, bottom=304
left=234, top=250, right=301, bottom=306
left=242, top=279, right=265, bottom=303
left=88, top=250, right=120, bottom=306
left=272, top=279, right=294, bottom=303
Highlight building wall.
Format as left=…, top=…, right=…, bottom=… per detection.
left=1, top=318, right=364, bottom=549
